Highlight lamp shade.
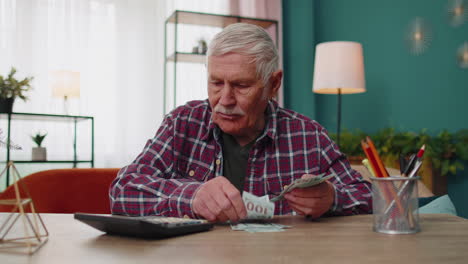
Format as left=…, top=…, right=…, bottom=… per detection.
left=313, top=41, right=366, bottom=94
left=51, top=70, right=80, bottom=98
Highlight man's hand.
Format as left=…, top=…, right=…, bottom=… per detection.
left=192, top=176, right=247, bottom=222
left=284, top=174, right=335, bottom=219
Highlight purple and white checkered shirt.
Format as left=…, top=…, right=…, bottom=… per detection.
left=109, top=100, right=372, bottom=218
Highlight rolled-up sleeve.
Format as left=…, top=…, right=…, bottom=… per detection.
left=318, top=129, right=372, bottom=216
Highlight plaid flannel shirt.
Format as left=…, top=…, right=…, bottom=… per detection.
left=109, top=100, right=372, bottom=218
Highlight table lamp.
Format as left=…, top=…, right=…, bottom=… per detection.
left=313, top=41, right=366, bottom=147
left=51, top=70, right=80, bottom=115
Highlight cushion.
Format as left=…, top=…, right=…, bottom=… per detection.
left=418, top=196, right=440, bottom=207
left=419, top=194, right=458, bottom=216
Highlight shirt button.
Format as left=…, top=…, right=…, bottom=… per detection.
left=189, top=170, right=195, bottom=177
left=215, top=159, right=221, bottom=166
left=283, top=184, right=289, bottom=189
left=183, top=215, right=190, bottom=219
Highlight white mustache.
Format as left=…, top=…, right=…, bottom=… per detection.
left=214, top=105, right=245, bottom=116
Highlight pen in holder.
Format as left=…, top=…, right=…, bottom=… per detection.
left=370, top=176, right=420, bottom=234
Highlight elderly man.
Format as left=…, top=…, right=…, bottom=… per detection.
left=110, top=23, right=371, bottom=222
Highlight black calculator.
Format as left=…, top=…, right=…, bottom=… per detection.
left=74, top=213, right=214, bottom=239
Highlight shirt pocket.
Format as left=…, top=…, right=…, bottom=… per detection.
left=177, top=159, right=212, bottom=182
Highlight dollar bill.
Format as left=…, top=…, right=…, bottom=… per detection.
left=270, top=173, right=335, bottom=202
left=242, top=192, right=275, bottom=219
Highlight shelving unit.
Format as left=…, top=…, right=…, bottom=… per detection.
left=0, top=112, right=94, bottom=186
left=164, top=10, right=278, bottom=114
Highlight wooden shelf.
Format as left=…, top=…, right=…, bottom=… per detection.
left=167, top=52, right=206, bottom=64
left=166, top=10, right=276, bottom=29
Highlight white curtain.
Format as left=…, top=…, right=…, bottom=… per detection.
left=1, top=0, right=158, bottom=171
left=0, top=0, right=229, bottom=176
left=0, top=0, right=280, bottom=182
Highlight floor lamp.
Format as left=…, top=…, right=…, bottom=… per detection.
left=51, top=70, right=80, bottom=115
left=312, top=41, right=366, bottom=148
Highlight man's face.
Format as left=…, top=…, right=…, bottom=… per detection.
left=207, top=53, right=270, bottom=142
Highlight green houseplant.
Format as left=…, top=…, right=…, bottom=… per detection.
left=197, top=38, right=208, bottom=54
left=31, top=131, right=47, bottom=161
left=331, top=129, right=366, bottom=163
left=0, top=67, right=33, bottom=113
left=426, top=130, right=468, bottom=176
left=330, top=128, right=468, bottom=180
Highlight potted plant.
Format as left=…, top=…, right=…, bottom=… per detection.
left=330, top=129, right=366, bottom=164
left=197, top=38, right=208, bottom=54
left=0, top=67, right=33, bottom=113
left=31, top=131, right=47, bottom=161
left=330, top=127, right=468, bottom=195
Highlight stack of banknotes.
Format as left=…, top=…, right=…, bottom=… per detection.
left=232, top=173, right=335, bottom=232
left=230, top=223, right=291, bottom=233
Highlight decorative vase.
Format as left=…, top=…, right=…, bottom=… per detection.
left=0, top=98, right=14, bottom=113
left=32, top=147, right=47, bottom=161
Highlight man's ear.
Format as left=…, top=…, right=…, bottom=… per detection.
left=269, top=70, right=283, bottom=98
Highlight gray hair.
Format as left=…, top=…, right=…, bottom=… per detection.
left=207, top=23, right=278, bottom=86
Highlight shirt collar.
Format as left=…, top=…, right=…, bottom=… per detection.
left=259, top=100, right=278, bottom=142
left=201, top=99, right=279, bottom=142
left=200, top=99, right=217, bottom=141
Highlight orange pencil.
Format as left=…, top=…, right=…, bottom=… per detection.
left=361, top=140, right=383, bottom=178
left=361, top=140, right=393, bottom=204
left=366, top=136, right=390, bottom=178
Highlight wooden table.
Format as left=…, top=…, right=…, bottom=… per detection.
left=1, top=214, right=467, bottom=264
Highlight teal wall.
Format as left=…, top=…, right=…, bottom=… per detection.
left=283, top=0, right=468, bottom=217
left=282, top=0, right=316, bottom=119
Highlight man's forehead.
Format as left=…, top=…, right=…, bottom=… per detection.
left=208, top=72, right=257, bottom=82
left=208, top=53, right=256, bottom=67
left=207, top=54, right=258, bottom=80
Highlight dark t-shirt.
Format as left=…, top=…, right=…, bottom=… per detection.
left=221, top=133, right=255, bottom=192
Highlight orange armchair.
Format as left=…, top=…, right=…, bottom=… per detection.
left=0, top=168, right=119, bottom=214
